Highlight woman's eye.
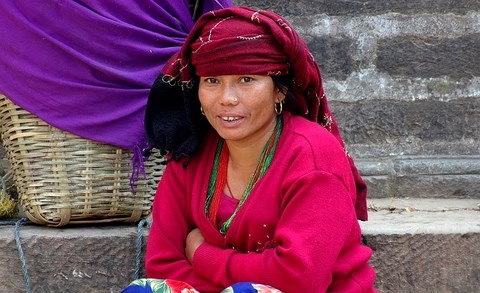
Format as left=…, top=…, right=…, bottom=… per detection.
left=203, top=77, right=218, bottom=84
left=241, top=77, right=254, bottom=83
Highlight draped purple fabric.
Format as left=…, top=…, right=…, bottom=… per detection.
left=0, top=0, right=231, bottom=151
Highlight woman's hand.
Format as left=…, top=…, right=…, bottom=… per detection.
left=186, top=228, right=205, bottom=263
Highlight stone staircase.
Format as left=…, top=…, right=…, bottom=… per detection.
left=1, top=0, right=479, bottom=292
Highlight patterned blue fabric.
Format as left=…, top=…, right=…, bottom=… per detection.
left=222, top=282, right=282, bottom=292
left=122, top=278, right=282, bottom=292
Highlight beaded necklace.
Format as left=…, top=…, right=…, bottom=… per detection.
left=205, top=117, right=283, bottom=234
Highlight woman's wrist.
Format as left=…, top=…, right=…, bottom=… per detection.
left=186, top=228, right=205, bottom=263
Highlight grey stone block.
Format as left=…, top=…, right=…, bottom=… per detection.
left=394, top=174, right=480, bottom=199
left=331, top=98, right=480, bottom=152
left=235, top=0, right=480, bottom=16
left=394, top=157, right=480, bottom=175
left=366, top=232, right=480, bottom=292
left=362, top=175, right=394, bottom=198
left=356, top=157, right=480, bottom=199
left=376, top=34, right=480, bottom=79
left=0, top=224, right=146, bottom=293
left=348, top=140, right=480, bottom=159
left=306, top=36, right=355, bottom=80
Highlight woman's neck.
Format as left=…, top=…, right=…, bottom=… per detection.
left=227, top=140, right=266, bottom=177
left=225, top=119, right=277, bottom=176
left=223, top=118, right=278, bottom=198
left=224, top=141, right=265, bottom=200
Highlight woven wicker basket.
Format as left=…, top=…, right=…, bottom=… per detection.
left=0, top=94, right=164, bottom=227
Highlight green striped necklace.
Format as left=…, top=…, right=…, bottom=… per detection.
left=205, top=117, right=283, bottom=234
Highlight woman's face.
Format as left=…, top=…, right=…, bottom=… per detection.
left=198, top=75, right=282, bottom=144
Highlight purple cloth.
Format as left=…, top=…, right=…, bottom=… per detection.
left=0, top=0, right=231, bottom=151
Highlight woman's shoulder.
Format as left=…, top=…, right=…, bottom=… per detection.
left=282, top=113, right=345, bottom=153
left=279, top=113, right=350, bottom=173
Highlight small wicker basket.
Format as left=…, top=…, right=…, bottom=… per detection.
left=0, top=94, right=164, bottom=227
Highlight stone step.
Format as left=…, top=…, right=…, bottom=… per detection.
left=0, top=198, right=478, bottom=292
left=356, top=156, right=480, bottom=199
left=0, top=221, right=146, bottom=293
left=361, top=198, right=480, bottom=293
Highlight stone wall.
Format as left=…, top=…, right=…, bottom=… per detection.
left=236, top=0, right=480, bottom=199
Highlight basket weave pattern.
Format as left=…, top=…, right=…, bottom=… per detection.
left=0, top=94, right=164, bottom=226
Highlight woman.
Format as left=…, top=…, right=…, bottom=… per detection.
left=125, top=6, right=376, bottom=293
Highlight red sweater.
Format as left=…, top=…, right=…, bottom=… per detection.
left=146, top=113, right=376, bottom=292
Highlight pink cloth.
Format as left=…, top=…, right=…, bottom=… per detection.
left=217, top=193, right=239, bottom=230
left=146, top=113, right=376, bottom=292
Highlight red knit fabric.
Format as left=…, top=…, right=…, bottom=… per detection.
left=161, top=6, right=368, bottom=220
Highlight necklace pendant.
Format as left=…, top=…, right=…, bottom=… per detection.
left=220, top=224, right=227, bottom=235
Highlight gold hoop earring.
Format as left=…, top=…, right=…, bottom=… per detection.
left=274, top=102, right=283, bottom=115
left=200, top=106, right=205, bottom=116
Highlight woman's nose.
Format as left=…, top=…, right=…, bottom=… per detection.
left=219, top=85, right=239, bottom=105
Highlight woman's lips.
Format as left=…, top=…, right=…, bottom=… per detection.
left=217, top=114, right=244, bottom=127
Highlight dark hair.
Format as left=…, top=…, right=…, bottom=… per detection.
left=272, top=74, right=298, bottom=114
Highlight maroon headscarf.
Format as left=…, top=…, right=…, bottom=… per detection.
left=148, top=6, right=368, bottom=220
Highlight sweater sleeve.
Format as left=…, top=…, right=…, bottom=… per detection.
left=191, top=170, right=366, bottom=292
left=145, top=162, right=220, bottom=291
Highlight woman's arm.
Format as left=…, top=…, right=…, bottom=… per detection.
left=189, top=171, right=369, bottom=292
left=145, top=162, right=222, bottom=291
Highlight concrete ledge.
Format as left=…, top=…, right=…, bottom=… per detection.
left=361, top=198, right=480, bottom=292
left=1, top=198, right=478, bottom=292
